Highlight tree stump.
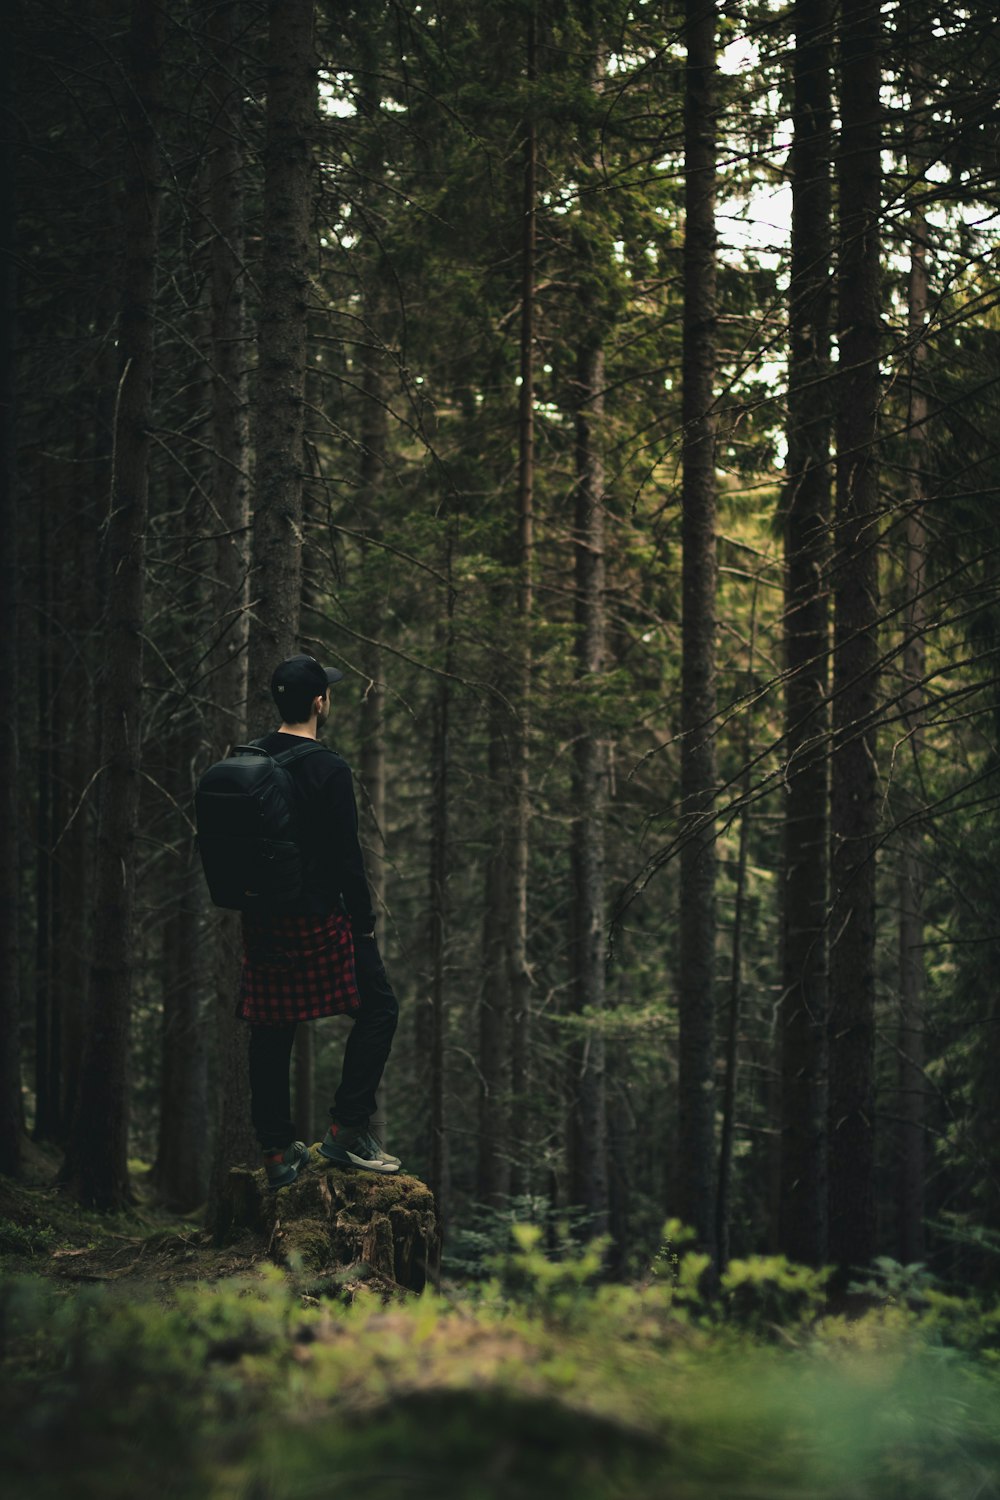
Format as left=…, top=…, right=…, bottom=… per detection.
left=222, top=1152, right=439, bottom=1292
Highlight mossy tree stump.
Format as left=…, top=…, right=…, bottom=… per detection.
left=223, top=1152, right=438, bottom=1292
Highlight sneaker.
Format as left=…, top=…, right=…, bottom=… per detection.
left=319, top=1122, right=399, bottom=1174
left=263, top=1140, right=312, bottom=1190
left=369, top=1134, right=401, bottom=1169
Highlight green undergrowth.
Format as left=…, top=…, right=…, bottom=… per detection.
left=2, top=1218, right=1000, bottom=1499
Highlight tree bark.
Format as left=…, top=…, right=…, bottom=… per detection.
left=203, top=0, right=258, bottom=1237
left=897, top=70, right=929, bottom=1263
left=151, top=192, right=215, bottom=1210
left=677, top=0, right=719, bottom=1254
left=34, top=494, right=57, bottom=1140
left=779, top=0, right=833, bottom=1268
left=507, top=13, right=536, bottom=1199
left=244, top=0, right=317, bottom=723
left=154, top=840, right=209, bottom=1209
left=425, top=592, right=453, bottom=1226
left=477, top=726, right=512, bottom=1205
left=477, top=17, right=536, bottom=1206
left=60, top=0, right=164, bottom=1209
left=60, top=192, right=122, bottom=1146
left=0, top=3, right=21, bottom=1177
left=828, top=0, right=882, bottom=1277
left=566, top=20, right=610, bottom=1237
left=568, top=341, right=610, bottom=1232
left=356, top=46, right=389, bottom=924
left=717, top=591, right=758, bottom=1268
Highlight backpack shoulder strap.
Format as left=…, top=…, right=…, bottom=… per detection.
left=272, top=741, right=329, bottom=769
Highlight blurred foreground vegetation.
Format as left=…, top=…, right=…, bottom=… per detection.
left=3, top=1182, right=1000, bottom=1500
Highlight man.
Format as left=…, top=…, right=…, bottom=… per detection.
left=237, top=653, right=400, bottom=1187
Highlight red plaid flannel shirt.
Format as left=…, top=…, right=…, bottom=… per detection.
left=236, top=910, right=361, bottom=1025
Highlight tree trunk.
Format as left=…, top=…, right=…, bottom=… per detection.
left=568, top=338, right=610, bottom=1233
left=507, top=12, right=536, bottom=1199
left=60, top=0, right=163, bottom=1209
left=154, top=841, right=209, bottom=1209
left=828, top=0, right=882, bottom=1277
left=677, top=0, right=719, bottom=1254
left=244, top=0, right=316, bottom=722
left=779, top=0, right=833, bottom=1269
left=717, top=592, right=758, bottom=1268
left=425, top=597, right=453, bottom=1226
left=897, top=71, right=929, bottom=1263
left=566, top=23, right=610, bottom=1237
left=34, top=495, right=57, bottom=1140
left=477, top=19, right=536, bottom=1206
left=0, top=8, right=21, bottom=1177
left=151, top=201, right=214, bottom=1210
left=204, top=0, right=256, bottom=1237
left=356, top=50, right=388, bottom=925
left=60, top=210, right=121, bottom=1146
left=477, top=726, right=512, bottom=1205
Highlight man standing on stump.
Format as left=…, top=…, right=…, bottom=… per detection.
left=236, top=655, right=400, bottom=1187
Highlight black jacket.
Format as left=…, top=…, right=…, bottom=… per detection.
left=255, top=731, right=376, bottom=931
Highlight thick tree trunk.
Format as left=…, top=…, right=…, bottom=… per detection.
left=828, top=0, right=882, bottom=1277
left=60, top=0, right=163, bottom=1209
left=0, top=9, right=21, bottom=1177
left=897, top=87, right=929, bottom=1262
left=244, top=0, right=316, bottom=722
left=204, top=0, right=256, bottom=1237
left=677, top=0, right=719, bottom=1254
left=779, top=0, right=833, bottom=1268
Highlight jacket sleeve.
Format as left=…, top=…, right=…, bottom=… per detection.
left=324, top=761, right=377, bottom=933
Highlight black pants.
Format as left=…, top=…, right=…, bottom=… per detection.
left=249, top=934, right=399, bottom=1149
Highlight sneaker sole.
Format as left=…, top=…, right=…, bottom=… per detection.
left=319, top=1142, right=399, bottom=1174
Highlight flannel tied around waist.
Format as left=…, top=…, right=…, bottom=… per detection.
left=237, top=910, right=361, bottom=1024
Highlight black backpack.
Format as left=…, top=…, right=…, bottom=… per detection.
left=194, top=740, right=327, bottom=913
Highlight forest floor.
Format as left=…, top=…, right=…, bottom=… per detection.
left=3, top=1144, right=1000, bottom=1500
left=0, top=1139, right=270, bottom=1293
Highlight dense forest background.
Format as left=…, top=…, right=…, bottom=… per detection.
left=2, top=0, right=1000, bottom=1289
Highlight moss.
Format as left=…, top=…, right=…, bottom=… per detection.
left=225, top=1160, right=438, bottom=1291
left=263, top=1387, right=668, bottom=1500
left=274, top=1218, right=332, bottom=1271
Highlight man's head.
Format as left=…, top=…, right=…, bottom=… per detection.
left=270, top=654, right=344, bottom=727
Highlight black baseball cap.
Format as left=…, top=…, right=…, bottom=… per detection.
left=270, top=654, right=344, bottom=709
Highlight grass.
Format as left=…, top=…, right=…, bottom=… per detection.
left=2, top=1159, right=999, bottom=1500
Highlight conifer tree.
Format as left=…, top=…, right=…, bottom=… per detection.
left=779, top=0, right=833, bottom=1268
left=0, top=3, right=21, bottom=1178
left=61, top=0, right=164, bottom=1209
left=678, top=0, right=720, bottom=1254
left=828, top=0, right=882, bottom=1275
